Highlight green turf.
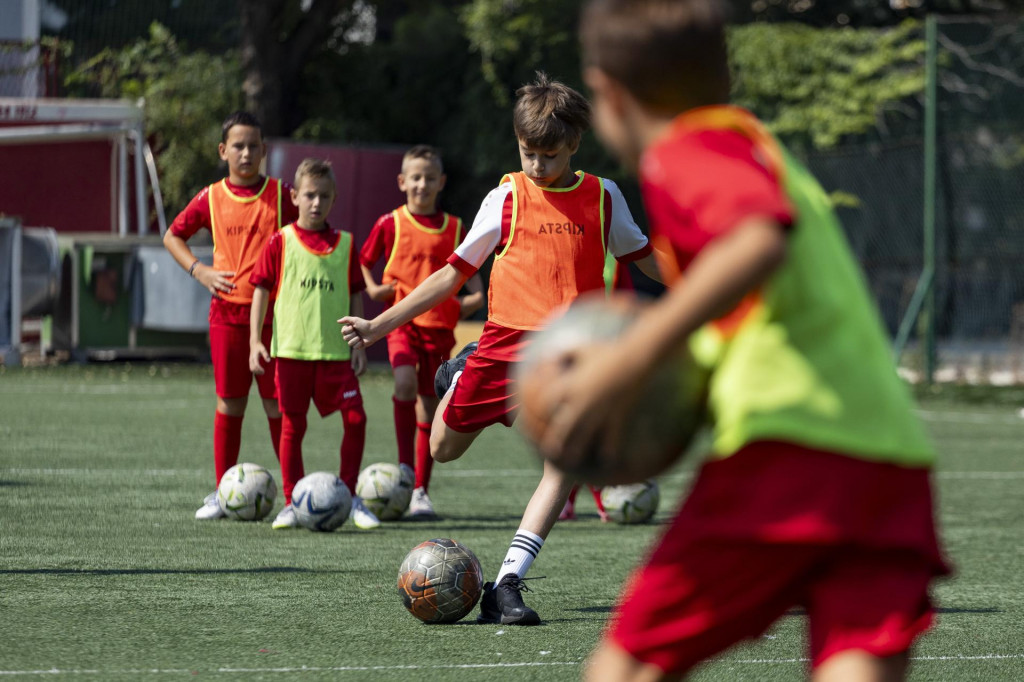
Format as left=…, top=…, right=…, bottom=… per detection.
left=1, top=364, right=1023, bottom=680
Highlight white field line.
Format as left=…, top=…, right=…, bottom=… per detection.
left=915, top=409, right=1024, bottom=425
left=2, top=654, right=1023, bottom=676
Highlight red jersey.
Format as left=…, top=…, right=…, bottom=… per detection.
left=170, top=176, right=299, bottom=325
left=639, top=125, right=794, bottom=275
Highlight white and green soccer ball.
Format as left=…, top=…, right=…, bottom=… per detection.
left=356, top=462, right=413, bottom=520
left=292, top=471, right=352, bottom=532
left=217, top=462, right=277, bottom=521
left=601, top=480, right=660, bottom=524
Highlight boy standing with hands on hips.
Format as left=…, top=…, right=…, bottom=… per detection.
left=360, top=145, right=484, bottom=519
left=163, top=111, right=297, bottom=520
left=249, top=158, right=380, bottom=531
left=531, top=1, right=949, bottom=679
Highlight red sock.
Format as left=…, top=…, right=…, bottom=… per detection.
left=589, top=485, right=606, bottom=514
left=267, top=416, right=283, bottom=461
left=414, top=421, right=433, bottom=491
left=393, top=396, right=416, bottom=470
left=340, top=405, right=367, bottom=495
left=213, top=412, right=243, bottom=488
left=279, top=412, right=307, bottom=504
left=568, top=486, right=580, bottom=505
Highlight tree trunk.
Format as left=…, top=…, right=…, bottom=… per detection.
left=238, top=0, right=351, bottom=137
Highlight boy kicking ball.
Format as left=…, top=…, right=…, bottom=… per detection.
left=528, top=1, right=949, bottom=679
left=342, top=74, right=660, bottom=624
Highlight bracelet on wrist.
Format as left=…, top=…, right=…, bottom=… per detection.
left=188, top=260, right=201, bottom=278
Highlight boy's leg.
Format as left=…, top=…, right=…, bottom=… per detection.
left=392, top=365, right=418, bottom=471
left=479, top=460, right=575, bottom=625
left=429, top=385, right=483, bottom=463
left=388, top=327, right=418, bottom=470
left=310, top=359, right=379, bottom=530
left=254, top=324, right=282, bottom=460
left=806, top=548, right=937, bottom=680
left=585, top=645, right=680, bottom=682
left=814, top=652, right=908, bottom=682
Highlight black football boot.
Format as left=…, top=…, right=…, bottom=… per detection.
left=433, top=341, right=478, bottom=399
left=477, top=574, right=542, bottom=625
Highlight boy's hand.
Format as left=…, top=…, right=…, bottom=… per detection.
left=529, top=341, right=642, bottom=470
left=193, top=264, right=237, bottom=298
left=458, top=291, right=484, bottom=319
left=339, top=316, right=379, bottom=350
left=351, top=347, right=368, bottom=377
left=366, top=281, right=396, bottom=303
left=249, top=341, right=271, bottom=375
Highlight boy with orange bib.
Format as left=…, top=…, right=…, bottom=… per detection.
left=163, top=111, right=298, bottom=520
left=341, top=74, right=661, bottom=624
left=360, top=145, right=483, bottom=519
left=528, top=2, right=949, bottom=679
left=249, top=158, right=380, bottom=531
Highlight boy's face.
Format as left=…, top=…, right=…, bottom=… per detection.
left=518, top=139, right=578, bottom=188
left=584, top=67, right=642, bottom=173
left=291, top=175, right=336, bottom=229
left=218, top=125, right=266, bottom=183
left=398, top=157, right=446, bottom=214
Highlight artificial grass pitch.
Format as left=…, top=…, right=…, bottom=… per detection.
left=1, top=364, right=1023, bottom=680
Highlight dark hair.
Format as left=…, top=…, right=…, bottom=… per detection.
left=294, top=158, right=336, bottom=191
left=221, top=110, right=263, bottom=142
left=512, top=72, right=592, bottom=150
left=580, top=0, right=731, bottom=112
left=403, top=144, right=443, bottom=173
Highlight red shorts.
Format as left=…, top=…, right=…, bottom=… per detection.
left=386, top=323, right=456, bottom=396
left=442, top=354, right=517, bottom=433
left=608, top=443, right=950, bottom=674
left=275, top=357, right=363, bottom=417
left=210, top=322, right=276, bottom=400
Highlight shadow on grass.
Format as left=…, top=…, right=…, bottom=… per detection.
left=935, top=607, right=1001, bottom=614
left=0, top=566, right=345, bottom=576
left=0, top=480, right=29, bottom=487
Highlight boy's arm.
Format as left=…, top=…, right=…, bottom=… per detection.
left=632, top=253, right=662, bottom=283
left=349, top=293, right=367, bottom=376
left=459, top=273, right=485, bottom=318
left=360, top=263, right=396, bottom=303
left=163, top=228, right=236, bottom=298
left=340, top=264, right=468, bottom=350
left=534, top=217, right=788, bottom=465
left=249, top=286, right=272, bottom=375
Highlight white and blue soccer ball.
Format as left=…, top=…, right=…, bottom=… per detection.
left=601, top=480, right=660, bottom=524
left=292, top=471, right=352, bottom=532
left=217, top=462, right=277, bottom=521
left=356, top=462, right=414, bottom=520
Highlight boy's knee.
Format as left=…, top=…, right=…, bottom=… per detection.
left=343, top=405, right=366, bottom=429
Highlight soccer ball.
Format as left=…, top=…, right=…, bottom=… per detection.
left=356, top=462, right=413, bottom=520
left=292, top=471, right=352, bottom=532
left=397, top=538, right=483, bottom=624
left=516, top=292, right=708, bottom=486
left=601, top=480, right=660, bottom=524
left=217, top=462, right=277, bottom=521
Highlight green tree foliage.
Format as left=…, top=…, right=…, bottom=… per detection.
left=65, top=23, right=243, bottom=216
left=729, top=20, right=926, bottom=149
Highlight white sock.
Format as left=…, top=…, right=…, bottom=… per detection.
left=450, top=370, right=463, bottom=389
left=495, top=529, right=544, bottom=585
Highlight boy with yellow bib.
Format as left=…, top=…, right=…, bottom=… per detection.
left=530, top=2, right=950, bottom=680
left=249, top=158, right=380, bottom=531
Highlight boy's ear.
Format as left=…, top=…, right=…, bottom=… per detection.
left=217, top=142, right=228, bottom=161
left=438, top=173, right=447, bottom=192
left=397, top=173, right=406, bottom=192
left=290, top=186, right=299, bottom=206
